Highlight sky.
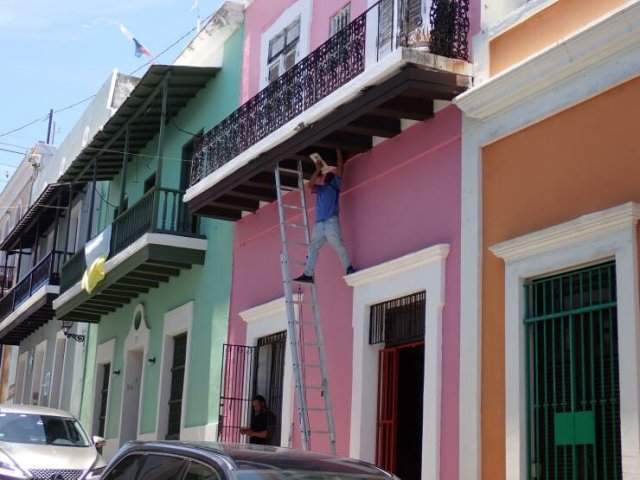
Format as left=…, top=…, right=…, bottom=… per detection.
left=0, top=0, right=224, bottom=189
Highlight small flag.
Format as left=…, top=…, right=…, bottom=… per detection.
left=119, top=24, right=153, bottom=58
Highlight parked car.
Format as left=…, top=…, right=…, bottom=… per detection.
left=0, top=404, right=106, bottom=479
left=101, top=441, right=396, bottom=480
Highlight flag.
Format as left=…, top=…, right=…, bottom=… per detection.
left=119, top=24, right=153, bottom=58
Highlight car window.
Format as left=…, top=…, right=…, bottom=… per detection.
left=0, top=413, right=90, bottom=446
left=104, top=454, right=145, bottom=480
left=137, top=454, right=186, bottom=480
left=185, top=462, right=222, bottom=480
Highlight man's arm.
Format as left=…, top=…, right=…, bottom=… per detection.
left=336, top=149, right=344, bottom=177
left=308, top=160, right=322, bottom=192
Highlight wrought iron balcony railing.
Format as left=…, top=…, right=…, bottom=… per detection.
left=189, top=0, right=469, bottom=187
left=60, top=188, right=200, bottom=293
left=0, top=250, right=67, bottom=321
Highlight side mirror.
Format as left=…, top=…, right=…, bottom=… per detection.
left=93, top=436, right=106, bottom=454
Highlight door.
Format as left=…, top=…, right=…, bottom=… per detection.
left=120, top=350, right=143, bottom=445
left=166, top=333, right=187, bottom=440
left=218, top=344, right=256, bottom=443
left=254, top=331, right=286, bottom=446
left=376, top=343, right=424, bottom=480
left=525, top=261, right=622, bottom=479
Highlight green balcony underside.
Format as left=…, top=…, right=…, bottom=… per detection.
left=55, top=243, right=205, bottom=323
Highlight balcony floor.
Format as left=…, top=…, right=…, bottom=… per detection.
left=53, top=233, right=206, bottom=323
left=0, top=285, right=58, bottom=345
left=185, top=48, right=472, bottom=220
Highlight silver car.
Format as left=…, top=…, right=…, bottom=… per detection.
left=0, top=404, right=106, bottom=480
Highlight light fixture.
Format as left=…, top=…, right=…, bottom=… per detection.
left=59, top=320, right=85, bottom=343
left=147, top=357, right=156, bottom=365
left=112, top=369, right=121, bottom=376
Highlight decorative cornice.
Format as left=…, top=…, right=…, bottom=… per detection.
left=239, top=294, right=302, bottom=323
left=490, top=202, right=640, bottom=263
left=345, top=244, right=450, bottom=288
left=455, top=1, right=640, bottom=119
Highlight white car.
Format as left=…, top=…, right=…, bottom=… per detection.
left=0, top=404, right=106, bottom=480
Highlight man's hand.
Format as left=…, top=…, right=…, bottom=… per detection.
left=240, top=427, right=251, bottom=435
left=336, top=148, right=344, bottom=177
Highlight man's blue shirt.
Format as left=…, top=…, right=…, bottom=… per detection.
left=314, top=176, right=341, bottom=223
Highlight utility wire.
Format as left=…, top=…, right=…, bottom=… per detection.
left=0, top=12, right=215, bottom=142
left=0, top=148, right=25, bottom=156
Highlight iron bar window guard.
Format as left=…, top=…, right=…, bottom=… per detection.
left=189, top=0, right=469, bottom=187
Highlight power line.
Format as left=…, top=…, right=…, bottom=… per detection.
left=0, top=14, right=214, bottom=143
left=0, top=148, right=25, bottom=156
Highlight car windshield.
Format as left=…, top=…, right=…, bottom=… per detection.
left=0, top=413, right=90, bottom=447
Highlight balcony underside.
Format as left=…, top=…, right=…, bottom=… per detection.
left=187, top=57, right=471, bottom=220
left=54, top=235, right=206, bottom=323
left=0, top=288, right=58, bottom=345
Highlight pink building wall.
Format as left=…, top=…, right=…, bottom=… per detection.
left=228, top=105, right=462, bottom=479
left=229, top=1, right=481, bottom=478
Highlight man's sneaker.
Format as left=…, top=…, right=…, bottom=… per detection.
left=294, top=274, right=314, bottom=283
left=346, top=266, right=356, bottom=275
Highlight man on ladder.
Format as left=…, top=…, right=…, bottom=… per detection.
left=294, top=148, right=355, bottom=283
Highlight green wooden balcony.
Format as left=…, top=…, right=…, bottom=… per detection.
left=54, top=188, right=207, bottom=323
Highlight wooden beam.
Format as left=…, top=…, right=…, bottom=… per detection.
left=313, top=132, right=373, bottom=152
left=214, top=196, right=260, bottom=213
left=225, top=186, right=277, bottom=203
left=134, top=264, right=180, bottom=277
left=125, top=271, right=171, bottom=284
left=340, top=115, right=401, bottom=138
left=372, top=96, right=434, bottom=121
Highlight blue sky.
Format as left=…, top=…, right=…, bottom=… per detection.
left=0, top=0, right=223, bottom=187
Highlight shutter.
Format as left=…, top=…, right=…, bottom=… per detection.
left=377, top=0, right=394, bottom=56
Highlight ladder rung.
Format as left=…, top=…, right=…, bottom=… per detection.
left=286, top=299, right=304, bottom=305
left=283, top=204, right=303, bottom=210
left=310, top=431, right=331, bottom=434
left=304, top=364, right=321, bottom=369
left=307, top=408, right=328, bottom=412
left=279, top=185, right=300, bottom=192
left=278, top=167, right=301, bottom=175
left=294, top=242, right=310, bottom=247
left=304, top=342, right=320, bottom=347
left=305, top=385, right=324, bottom=390
left=286, top=223, right=307, bottom=229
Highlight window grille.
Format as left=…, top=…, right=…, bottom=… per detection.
left=369, top=291, right=426, bottom=346
left=166, top=333, right=187, bottom=440
left=525, top=261, right=622, bottom=479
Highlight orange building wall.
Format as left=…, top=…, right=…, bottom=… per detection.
left=490, top=0, right=627, bottom=75
left=480, top=75, right=640, bottom=479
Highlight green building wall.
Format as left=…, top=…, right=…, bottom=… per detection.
left=79, top=26, right=243, bottom=441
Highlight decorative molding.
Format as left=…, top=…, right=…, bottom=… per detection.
left=239, top=294, right=302, bottom=323
left=490, top=202, right=640, bottom=263
left=456, top=1, right=640, bottom=119
left=345, top=244, right=450, bottom=287
left=487, top=0, right=559, bottom=39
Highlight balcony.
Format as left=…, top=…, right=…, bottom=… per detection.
left=185, top=0, right=472, bottom=219
left=54, top=188, right=207, bottom=323
left=0, top=251, right=66, bottom=345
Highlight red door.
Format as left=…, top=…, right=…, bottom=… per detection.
left=376, top=348, right=399, bottom=472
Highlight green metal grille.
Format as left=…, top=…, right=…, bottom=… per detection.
left=525, top=261, right=621, bottom=479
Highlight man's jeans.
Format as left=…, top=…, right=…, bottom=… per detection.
left=304, top=216, right=351, bottom=276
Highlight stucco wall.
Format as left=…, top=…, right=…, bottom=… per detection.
left=490, top=0, right=627, bottom=75
left=228, top=106, right=462, bottom=477
left=79, top=27, right=243, bottom=441
left=480, top=75, right=640, bottom=480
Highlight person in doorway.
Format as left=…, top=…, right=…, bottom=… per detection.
left=240, top=395, right=276, bottom=445
left=294, top=149, right=355, bottom=283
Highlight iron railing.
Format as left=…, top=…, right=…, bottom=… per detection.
left=60, top=188, right=200, bottom=293
left=189, top=0, right=469, bottom=187
left=0, top=250, right=67, bottom=321
left=370, top=291, right=426, bottom=345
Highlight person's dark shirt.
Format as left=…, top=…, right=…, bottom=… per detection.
left=249, top=410, right=276, bottom=445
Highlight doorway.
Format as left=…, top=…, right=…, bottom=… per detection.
left=254, top=331, right=286, bottom=446
left=120, top=349, right=143, bottom=446
left=377, top=343, right=424, bottom=480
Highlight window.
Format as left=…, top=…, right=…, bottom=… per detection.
left=137, top=454, right=185, bottom=480
left=185, top=463, right=221, bottom=480
left=144, top=173, right=156, bottom=194
left=524, top=262, right=622, bottom=479
left=330, top=4, right=351, bottom=36
left=98, top=363, right=110, bottom=437
left=369, top=292, right=426, bottom=346
left=267, top=18, right=301, bottom=83
left=103, top=454, right=145, bottom=480
left=166, top=333, right=187, bottom=440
